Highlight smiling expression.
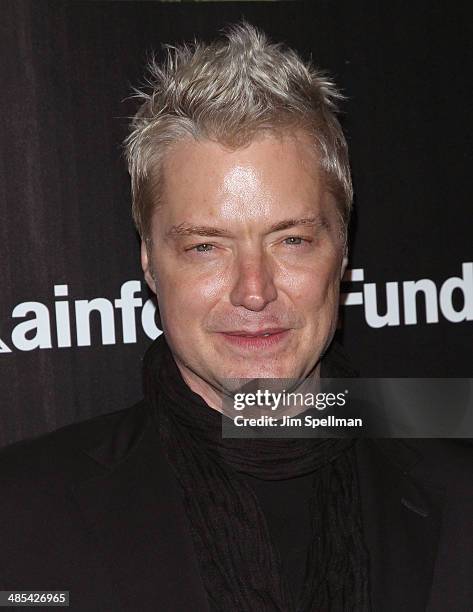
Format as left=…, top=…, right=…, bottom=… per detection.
left=141, top=130, right=348, bottom=408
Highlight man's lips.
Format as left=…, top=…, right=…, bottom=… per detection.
left=217, top=328, right=291, bottom=349
left=220, top=328, right=289, bottom=337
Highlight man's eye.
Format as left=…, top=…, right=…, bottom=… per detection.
left=283, top=236, right=306, bottom=245
left=193, top=243, right=214, bottom=252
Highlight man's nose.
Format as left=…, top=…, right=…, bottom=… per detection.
left=229, top=251, right=278, bottom=312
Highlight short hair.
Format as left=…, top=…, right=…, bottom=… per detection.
left=124, top=22, right=352, bottom=242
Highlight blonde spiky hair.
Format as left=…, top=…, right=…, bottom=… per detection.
left=124, top=22, right=352, bottom=241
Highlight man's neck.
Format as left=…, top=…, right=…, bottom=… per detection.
left=174, top=359, right=225, bottom=413
left=173, top=357, right=322, bottom=415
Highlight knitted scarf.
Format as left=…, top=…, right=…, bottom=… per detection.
left=144, top=334, right=370, bottom=611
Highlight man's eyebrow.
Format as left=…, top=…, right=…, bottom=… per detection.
left=165, top=216, right=327, bottom=239
left=166, top=224, right=233, bottom=238
left=268, top=216, right=327, bottom=233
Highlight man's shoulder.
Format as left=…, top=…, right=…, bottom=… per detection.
left=406, top=438, right=473, bottom=490
left=369, top=438, right=473, bottom=492
left=0, top=400, right=149, bottom=486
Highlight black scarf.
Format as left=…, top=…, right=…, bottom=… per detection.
left=144, top=335, right=370, bottom=611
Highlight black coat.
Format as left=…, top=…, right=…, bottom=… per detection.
left=1, top=399, right=472, bottom=611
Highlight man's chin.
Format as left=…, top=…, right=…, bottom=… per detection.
left=215, top=363, right=302, bottom=386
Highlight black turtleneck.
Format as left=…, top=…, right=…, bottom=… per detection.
left=241, top=341, right=360, bottom=604
left=242, top=470, right=315, bottom=605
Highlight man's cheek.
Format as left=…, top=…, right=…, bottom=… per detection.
left=191, top=271, right=228, bottom=303
left=287, top=270, right=329, bottom=305
left=167, top=285, right=213, bottom=326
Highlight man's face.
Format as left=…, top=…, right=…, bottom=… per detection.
left=142, top=130, right=347, bottom=403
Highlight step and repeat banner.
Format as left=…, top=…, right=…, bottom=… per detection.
left=1, top=1, right=471, bottom=447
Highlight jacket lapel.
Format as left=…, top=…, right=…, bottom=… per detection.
left=356, top=439, right=445, bottom=612
left=70, top=401, right=210, bottom=612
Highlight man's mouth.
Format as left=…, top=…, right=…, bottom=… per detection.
left=218, top=328, right=290, bottom=349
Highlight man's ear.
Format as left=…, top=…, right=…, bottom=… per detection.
left=141, top=239, right=157, bottom=294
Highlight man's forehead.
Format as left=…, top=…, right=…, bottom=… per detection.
left=221, top=165, right=263, bottom=200
left=161, top=130, right=321, bottom=191
left=157, top=135, right=327, bottom=219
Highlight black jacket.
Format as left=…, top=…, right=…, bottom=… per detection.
left=0, top=399, right=472, bottom=611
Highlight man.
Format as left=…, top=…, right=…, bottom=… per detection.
left=0, top=23, right=472, bottom=612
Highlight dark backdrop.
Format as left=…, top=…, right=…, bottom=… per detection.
left=1, top=0, right=472, bottom=447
